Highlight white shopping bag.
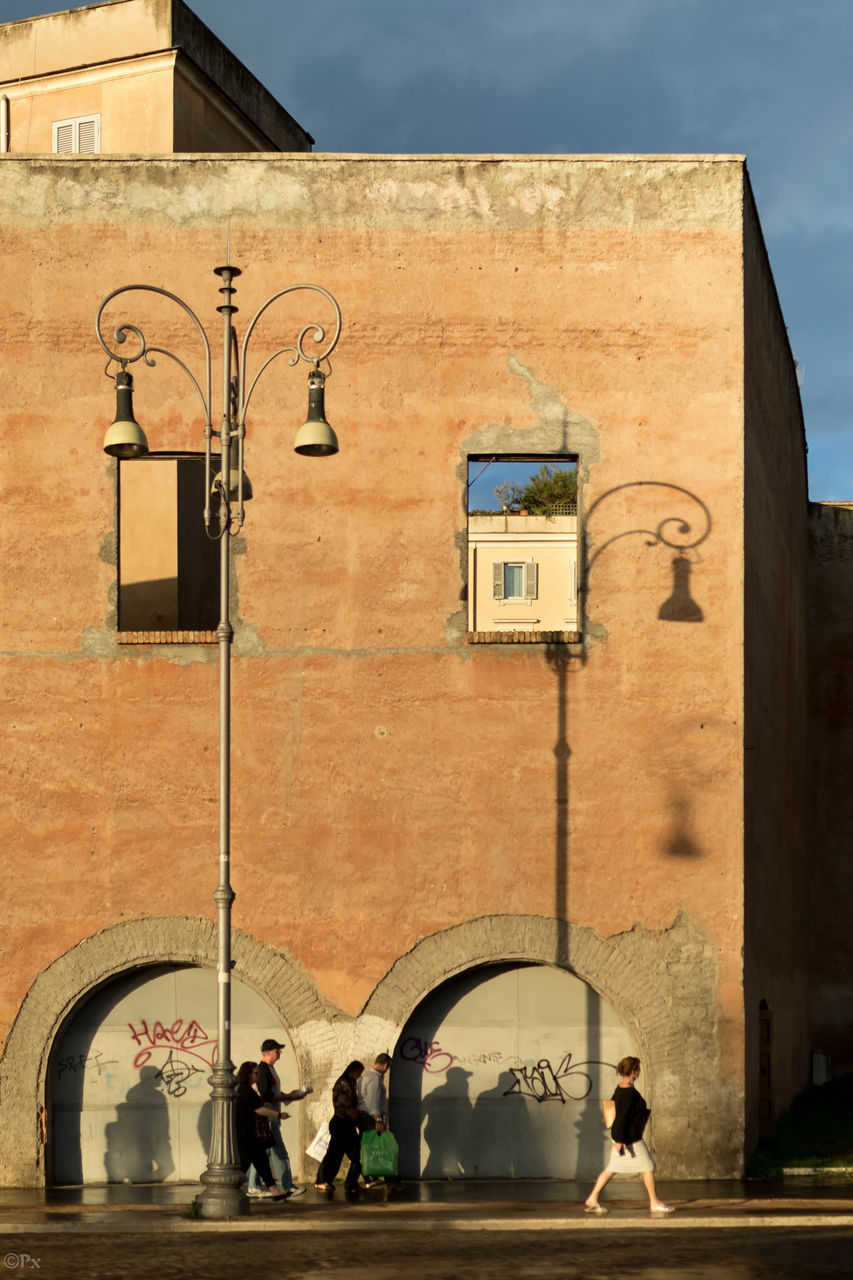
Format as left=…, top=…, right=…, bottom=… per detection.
left=306, top=1122, right=330, bottom=1163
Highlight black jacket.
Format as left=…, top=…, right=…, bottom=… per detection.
left=610, top=1086, right=650, bottom=1144
left=255, top=1060, right=279, bottom=1106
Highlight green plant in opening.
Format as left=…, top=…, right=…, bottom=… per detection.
left=493, top=480, right=524, bottom=510
left=518, top=464, right=577, bottom=513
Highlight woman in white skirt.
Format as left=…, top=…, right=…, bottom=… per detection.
left=584, top=1056, right=674, bottom=1215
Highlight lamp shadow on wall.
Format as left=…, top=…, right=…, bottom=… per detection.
left=658, top=555, right=704, bottom=622
left=544, top=643, right=577, bottom=969
left=546, top=480, right=714, bottom=962
left=584, top=481, right=712, bottom=625
left=664, top=787, right=704, bottom=859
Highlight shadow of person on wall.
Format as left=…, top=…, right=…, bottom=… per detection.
left=470, top=1070, right=535, bottom=1178
left=422, top=1067, right=474, bottom=1179
left=104, top=1066, right=175, bottom=1183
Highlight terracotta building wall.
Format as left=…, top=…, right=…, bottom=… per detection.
left=0, top=153, right=769, bottom=1179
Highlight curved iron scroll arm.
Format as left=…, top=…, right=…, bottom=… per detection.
left=585, top=481, right=712, bottom=576
left=237, top=284, right=342, bottom=425
left=95, top=283, right=213, bottom=423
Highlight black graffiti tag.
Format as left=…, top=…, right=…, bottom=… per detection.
left=155, top=1050, right=204, bottom=1098
left=55, top=1050, right=119, bottom=1080
left=503, top=1054, right=613, bottom=1103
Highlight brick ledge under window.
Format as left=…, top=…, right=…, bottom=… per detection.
left=466, top=630, right=581, bottom=645
left=117, top=630, right=218, bottom=645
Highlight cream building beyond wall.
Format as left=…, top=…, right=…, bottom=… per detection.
left=0, top=0, right=312, bottom=154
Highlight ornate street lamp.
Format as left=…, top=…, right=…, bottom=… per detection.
left=95, top=265, right=342, bottom=1218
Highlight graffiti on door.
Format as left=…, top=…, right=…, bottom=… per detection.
left=502, top=1053, right=614, bottom=1103
left=55, top=1050, right=119, bottom=1080
left=399, top=1037, right=456, bottom=1073
left=154, top=1049, right=206, bottom=1098
left=398, top=1037, right=616, bottom=1104
left=127, top=1017, right=217, bottom=1071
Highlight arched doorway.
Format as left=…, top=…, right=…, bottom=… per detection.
left=391, top=962, right=634, bottom=1179
left=49, top=964, right=295, bottom=1185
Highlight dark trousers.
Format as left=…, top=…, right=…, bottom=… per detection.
left=317, top=1115, right=361, bottom=1190
left=237, top=1137, right=277, bottom=1188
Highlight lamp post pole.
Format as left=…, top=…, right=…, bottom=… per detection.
left=96, top=264, right=342, bottom=1219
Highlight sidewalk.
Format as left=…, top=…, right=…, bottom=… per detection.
left=2, top=1176, right=853, bottom=1234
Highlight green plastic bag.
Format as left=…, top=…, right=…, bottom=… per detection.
left=360, top=1128, right=399, bottom=1177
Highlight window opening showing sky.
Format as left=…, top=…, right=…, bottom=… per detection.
left=467, top=457, right=578, bottom=514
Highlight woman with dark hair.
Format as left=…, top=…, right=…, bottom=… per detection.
left=235, top=1060, right=284, bottom=1200
left=314, top=1060, right=364, bottom=1197
left=584, top=1056, right=674, bottom=1215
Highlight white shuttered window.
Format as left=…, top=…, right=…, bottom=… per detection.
left=52, top=114, right=100, bottom=154
left=493, top=560, right=538, bottom=600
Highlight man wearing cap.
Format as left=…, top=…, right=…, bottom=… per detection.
left=249, top=1038, right=307, bottom=1199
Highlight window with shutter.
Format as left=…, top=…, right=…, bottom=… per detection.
left=467, top=455, right=580, bottom=639
left=53, top=122, right=74, bottom=154
left=493, top=563, right=528, bottom=599
left=52, top=114, right=100, bottom=155
left=505, top=563, right=524, bottom=597
left=76, top=116, right=99, bottom=153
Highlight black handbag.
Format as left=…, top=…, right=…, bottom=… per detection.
left=255, top=1113, right=274, bottom=1147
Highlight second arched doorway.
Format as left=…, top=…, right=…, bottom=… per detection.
left=391, top=962, right=634, bottom=1179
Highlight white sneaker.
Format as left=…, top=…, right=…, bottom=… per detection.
left=247, top=1187, right=266, bottom=1199
left=287, top=1186, right=307, bottom=1198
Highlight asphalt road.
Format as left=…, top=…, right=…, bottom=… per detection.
left=2, top=1227, right=853, bottom=1280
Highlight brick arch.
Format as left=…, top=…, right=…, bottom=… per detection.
left=0, top=916, right=341, bottom=1187
left=362, top=912, right=741, bottom=1178
left=363, top=914, right=646, bottom=1040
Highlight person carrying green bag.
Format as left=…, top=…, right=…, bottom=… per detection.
left=361, top=1127, right=399, bottom=1179
left=357, top=1052, right=394, bottom=1185
left=357, top=1053, right=391, bottom=1134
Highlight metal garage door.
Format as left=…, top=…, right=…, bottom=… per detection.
left=391, top=963, right=634, bottom=1180
left=49, top=965, right=298, bottom=1185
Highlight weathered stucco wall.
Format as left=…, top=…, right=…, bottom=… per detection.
left=0, top=153, right=758, bottom=1179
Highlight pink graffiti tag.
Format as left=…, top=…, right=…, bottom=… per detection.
left=128, top=1018, right=217, bottom=1071
left=399, top=1037, right=455, bottom=1073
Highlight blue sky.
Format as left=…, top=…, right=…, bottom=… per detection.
left=7, top=0, right=853, bottom=498
left=467, top=460, right=577, bottom=513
